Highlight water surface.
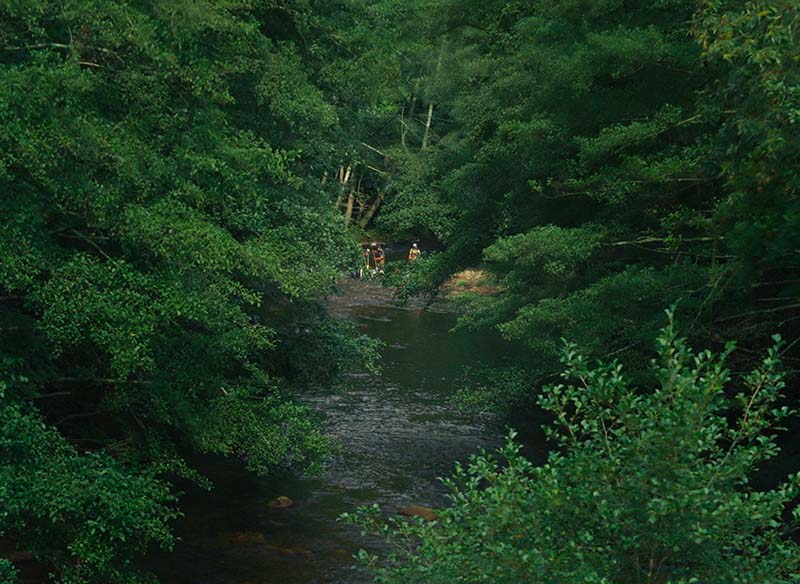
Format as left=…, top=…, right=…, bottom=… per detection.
left=150, top=277, right=537, bottom=583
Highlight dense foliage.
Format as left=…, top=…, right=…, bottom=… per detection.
left=376, top=0, right=800, bottom=400
left=344, top=1, right=800, bottom=581
left=0, top=2, right=381, bottom=581
left=2, top=0, right=799, bottom=582
left=349, top=317, right=800, bottom=583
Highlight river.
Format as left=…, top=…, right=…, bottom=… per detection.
left=149, top=272, right=542, bottom=584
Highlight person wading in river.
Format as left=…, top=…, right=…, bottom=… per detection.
left=374, top=246, right=385, bottom=273
left=408, top=243, right=420, bottom=262
left=360, top=246, right=373, bottom=278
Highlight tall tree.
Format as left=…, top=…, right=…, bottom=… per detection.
left=378, top=0, right=800, bottom=398
left=0, top=1, right=379, bottom=581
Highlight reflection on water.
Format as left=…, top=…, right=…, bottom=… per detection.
left=149, top=277, right=536, bottom=584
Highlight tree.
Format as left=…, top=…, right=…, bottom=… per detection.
left=348, top=314, right=800, bottom=583
left=376, top=0, right=800, bottom=410
left=0, top=1, right=379, bottom=581
left=694, top=0, right=800, bottom=339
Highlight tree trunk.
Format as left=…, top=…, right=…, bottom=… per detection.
left=408, top=93, right=418, bottom=119
left=337, top=164, right=354, bottom=215
left=421, top=103, right=434, bottom=150
left=359, top=186, right=389, bottom=228
left=354, top=174, right=365, bottom=222
left=400, top=106, right=407, bottom=151
left=407, top=81, right=420, bottom=144
left=344, top=188, right=356, bottom=225
left=421, top=42, right=445, bottom=151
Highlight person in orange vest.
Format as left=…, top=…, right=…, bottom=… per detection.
left=408, top=243, right=421, bottom=261
left=374, top=246, right=385, bottom=273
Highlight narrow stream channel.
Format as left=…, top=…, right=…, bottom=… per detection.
left=149, top=273, right=537, bottom=584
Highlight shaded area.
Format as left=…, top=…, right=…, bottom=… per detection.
left=147, top=277, right=545, bottom=584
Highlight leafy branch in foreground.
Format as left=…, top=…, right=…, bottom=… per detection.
left=347, top=313, right=800, bottom=583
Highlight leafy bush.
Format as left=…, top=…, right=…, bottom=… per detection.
left=0, top=376, right=178, bottom=584
left=452, top=365, right=536, bottom=415
left=0, top=560, right=19, bottom=584
left=347, top=314, right=800, bottom=583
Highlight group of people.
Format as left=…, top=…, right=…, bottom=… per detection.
left=359, top=242, right=421, bottom=277
left=364, top=244, right=386, bottom=273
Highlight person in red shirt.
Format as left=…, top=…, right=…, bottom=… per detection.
left=374, top=246, right=385, bottom=272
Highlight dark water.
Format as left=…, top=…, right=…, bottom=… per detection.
left=149, top=277, right=539, bottom=584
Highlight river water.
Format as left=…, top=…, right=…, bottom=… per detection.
left=150, top=274, right=541, bottom=584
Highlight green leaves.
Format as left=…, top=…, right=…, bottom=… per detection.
left=696, top=1, right=800, bottom=275
left=352, top=323, right=800, bottom=583
left=34, top=256, right=160, bottom=376
left=485, top=225, right=605, bottom=278
left=0, top=376, right=178, bottom=584
left=0, top=1, right=385, bottom=580
left=377, top=0, right=799, bottom=425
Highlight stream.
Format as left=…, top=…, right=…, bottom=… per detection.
left=149, top=267, right=543, bottom=584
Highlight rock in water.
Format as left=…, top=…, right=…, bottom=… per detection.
left=226, top=532, right=266, bottom=545
left=268, top=495, right=293, bottom=509
left=6, top=550, right=35, bottom=562
left=398, top=505, right=437, bottom=522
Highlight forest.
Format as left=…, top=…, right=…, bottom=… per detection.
left=1, top=1, right=799, bottom=583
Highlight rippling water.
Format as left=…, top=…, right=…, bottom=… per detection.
left=149, top=276, right=532, bottom=584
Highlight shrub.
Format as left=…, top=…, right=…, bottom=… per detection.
left=347, top=312, right=800, bottom=584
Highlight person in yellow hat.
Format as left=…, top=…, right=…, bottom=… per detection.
left=407, top=243, right=420, bottom=262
